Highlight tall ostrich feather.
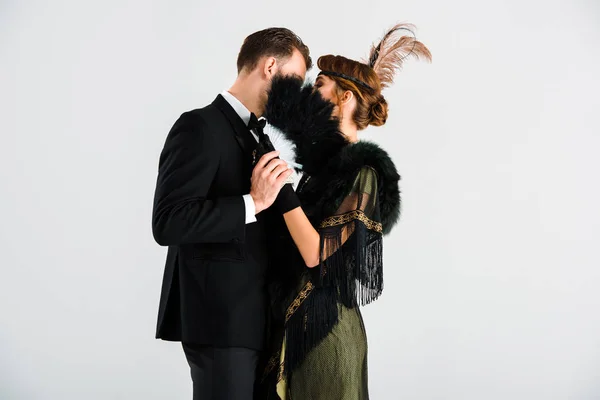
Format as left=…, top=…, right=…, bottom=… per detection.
left=366, top=23, right=432, bottom=89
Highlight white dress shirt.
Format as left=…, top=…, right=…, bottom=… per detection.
left=220, top=90, right=299, bottom=223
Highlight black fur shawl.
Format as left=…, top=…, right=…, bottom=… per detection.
left=265, top=75, right=401, bottom=233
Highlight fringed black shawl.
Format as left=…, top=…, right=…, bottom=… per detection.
left=261, top=75, right=402, bottom=385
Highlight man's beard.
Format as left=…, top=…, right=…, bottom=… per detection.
left=261, top=72, right=284, bottom=116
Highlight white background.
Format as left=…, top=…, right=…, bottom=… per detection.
left=1, top=0, right=599, bottom=399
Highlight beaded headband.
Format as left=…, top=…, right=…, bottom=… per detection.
left=318, top=70, right=376, bottom=93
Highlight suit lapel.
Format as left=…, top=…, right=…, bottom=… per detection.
left=212, top=94, right=256, bottom=164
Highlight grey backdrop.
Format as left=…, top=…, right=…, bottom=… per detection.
left=1, top=0, right=599, bottom=399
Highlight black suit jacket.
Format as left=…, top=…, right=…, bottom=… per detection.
left=152, top=94, right=273, bottom=351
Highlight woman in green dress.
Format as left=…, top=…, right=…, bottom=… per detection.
left=259, top=23, right=431, bottom=399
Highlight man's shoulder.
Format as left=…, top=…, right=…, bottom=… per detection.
left=178, top=103, right=216, bottom=123
left=163, top=98, right=226, bottom=147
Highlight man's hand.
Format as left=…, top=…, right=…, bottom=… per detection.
left=250, top=151, right=293, bottom=214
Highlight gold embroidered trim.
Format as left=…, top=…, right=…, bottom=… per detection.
left=277, top=361, right=285, bottom=382
left=261, top=351, right=281, bottom=382
left=262, top=281, right=315, bottom=381
left=285, top=281, right=314, bottom=323
left=319, top=209, right=383, bottom=233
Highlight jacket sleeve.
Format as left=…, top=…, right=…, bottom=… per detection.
left=152, top=113, right=246, bottom=246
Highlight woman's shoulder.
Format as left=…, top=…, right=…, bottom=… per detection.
left=338, top=141, right=399, bottom=183
left=336, top=141, right=401, bottom=234
left=350, top=166, right=379, bottom=194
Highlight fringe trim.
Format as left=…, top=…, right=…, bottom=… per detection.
left=319, top=219, right=384, bottom=307
left=283, top=285, right=339, bottom=375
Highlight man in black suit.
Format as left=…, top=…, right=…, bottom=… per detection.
left=151, top=27, right=312, bottom=400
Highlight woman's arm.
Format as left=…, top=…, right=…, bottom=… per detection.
left=282, top=207, right=321, bottom=268
left=281, top=166, right=380, bottom=268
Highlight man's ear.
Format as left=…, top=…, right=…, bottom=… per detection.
left=262, top=56, right=277, bottom=78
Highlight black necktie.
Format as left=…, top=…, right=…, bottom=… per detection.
left=248, top=112, right=277, bottom=166
left=248, top=112, right=266, bottom=141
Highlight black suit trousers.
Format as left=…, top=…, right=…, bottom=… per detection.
left=182, top=343, right=260, bottom=400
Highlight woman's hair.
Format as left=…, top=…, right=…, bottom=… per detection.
left=317, top=23, right=431, bottom=129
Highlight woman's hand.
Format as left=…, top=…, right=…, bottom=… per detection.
left=250, top=151, right=293, bottom=214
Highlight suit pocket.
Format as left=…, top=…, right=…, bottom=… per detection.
left=192, top=242, right=246, bottom=262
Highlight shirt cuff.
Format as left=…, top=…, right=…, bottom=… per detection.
left=242, top=194, right=257, bottom=224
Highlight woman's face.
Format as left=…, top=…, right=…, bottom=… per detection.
left=314, top=75, right=338, bottom=102
left=314, top=74, right=340, bottom=116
